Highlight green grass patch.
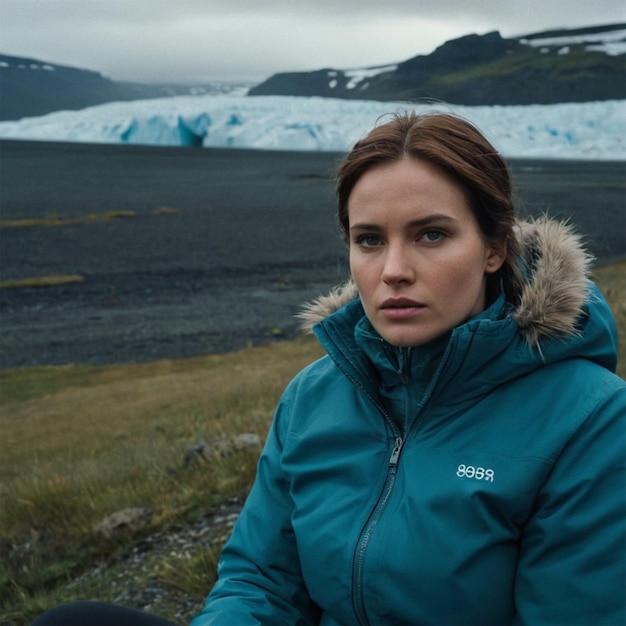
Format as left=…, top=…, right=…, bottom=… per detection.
left=430, top=45, right=622, bottom=86
left=0, top=364, right=103, bottom=402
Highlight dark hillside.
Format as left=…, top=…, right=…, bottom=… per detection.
left=0, top=55, right=140, bottom=120
left=0, top=54, right=248, bottom=121
left=248, top=23, right=626, bottom=105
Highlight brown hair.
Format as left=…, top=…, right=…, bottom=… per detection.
left=337, top=112, right=522, bottom=300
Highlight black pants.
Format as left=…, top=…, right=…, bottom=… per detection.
left=30, top=601, right=179, bottom=626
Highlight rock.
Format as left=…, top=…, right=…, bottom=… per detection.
left=71, top=497, right=245, bottom=624
left=232, top=433, right=261, bottom=450
left=94, top=507, right=153, bottom=538
left=184, top=433, right=261, bottom=466
left=183, top=441, right=212, bottom=466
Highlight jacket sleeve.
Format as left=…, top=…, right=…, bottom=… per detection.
left=190, top=389, right=321, bottom=626
left=513, top=381, right=626, bottom=625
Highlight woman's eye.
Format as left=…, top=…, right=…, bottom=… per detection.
left=421, top=229, right=444, bottom=243
left=356, top=235, right=381, bottom=248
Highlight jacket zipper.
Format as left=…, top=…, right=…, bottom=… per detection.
left=353, top=436, right=404, bottom=625
left=334, top=342, right=408, bottom=624
left=321, top=328, right=449, bottom=624
left=350, top=342, right=452, bottom=624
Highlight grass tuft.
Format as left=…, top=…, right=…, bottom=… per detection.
left=592, top=259, right=626, bottom=379
left=0, top=275, right=85, bottom=290
left=152, top=207, right=180, bottom=215
left=0, top=208, right=180, bottom=230
left=0, top=211, right=136, bottom=229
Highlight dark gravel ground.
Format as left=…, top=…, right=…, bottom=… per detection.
left=1, top=140, right=624, bottom=370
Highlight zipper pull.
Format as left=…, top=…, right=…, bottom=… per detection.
left=397, top=347, right=410, bottom=384
left=389, top=436, right=404, bottom=466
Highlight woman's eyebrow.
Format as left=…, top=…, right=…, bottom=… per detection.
left=349, top=222, right=383, bottom=233
left=349, top=214, right=458, bottom=233
left=406, top=214, right=458, bottom=227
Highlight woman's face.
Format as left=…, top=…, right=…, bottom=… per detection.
left=348, top=157, right=505, bottom=347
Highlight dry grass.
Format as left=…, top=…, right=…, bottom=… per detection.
left=0, top=336, right=325, bottom=509
left=0, top=336, right=325, bottom=624
left=0, top=211, right=136, bottom=229
left=0, top=275, right=85, bottom=289
left=592, top=259, right=626, bottom=379
left=152, top=207, right=180, bottom=216
left=0, top=208, right=180, bottom=230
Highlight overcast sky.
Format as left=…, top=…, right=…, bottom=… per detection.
left=1, top=0, right=624, bottom=84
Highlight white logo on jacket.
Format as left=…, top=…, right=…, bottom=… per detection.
left=456, top=464, right=495, bottom=482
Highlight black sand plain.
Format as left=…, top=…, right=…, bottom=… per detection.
left=0, top=139, right=624, bottom=370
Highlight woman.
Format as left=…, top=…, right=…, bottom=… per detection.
left=32, top=113, right=624, bottom=626
left=192, top=112, right=625, bottom=625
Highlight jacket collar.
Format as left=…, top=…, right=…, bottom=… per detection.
left=298, top=217, right=618, bottom=399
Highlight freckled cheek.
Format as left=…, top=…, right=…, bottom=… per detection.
left=428, top=260, right=484, bottom=304
left=349, top=253, right=378, bottom=283
left=350, top=258, right=380, bottom=313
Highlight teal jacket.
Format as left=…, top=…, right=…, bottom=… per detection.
left=192, top=219, right=626, bottom=625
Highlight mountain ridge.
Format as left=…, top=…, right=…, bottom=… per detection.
left=248, top=23, right=626, bottom=105
left=0, top=23, right=624, bottom=121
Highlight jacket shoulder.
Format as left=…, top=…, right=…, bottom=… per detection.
left=286, top=354, right=339, bottom=391
left=514, top=357, right=625, bottom=448
left=277, top=355, right=346, bottom=422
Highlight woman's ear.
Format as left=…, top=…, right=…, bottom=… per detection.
left=484, top=240, right=507, bottom=274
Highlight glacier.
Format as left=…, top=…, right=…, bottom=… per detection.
left=0, top=94, right=624, bottom=160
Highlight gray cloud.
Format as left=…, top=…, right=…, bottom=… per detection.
left=1, top=0, right=624, bottom=83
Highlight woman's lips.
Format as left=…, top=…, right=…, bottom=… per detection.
left=380, top=298, right=426, bottom=320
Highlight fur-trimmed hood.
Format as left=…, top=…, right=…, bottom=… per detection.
left=298, top=217, right=595, bottom=348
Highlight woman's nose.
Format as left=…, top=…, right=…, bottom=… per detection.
left=381, top=244, right=415, bottom=285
